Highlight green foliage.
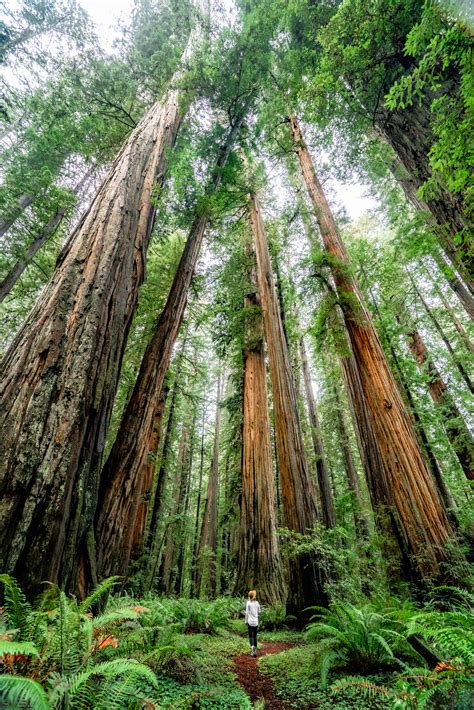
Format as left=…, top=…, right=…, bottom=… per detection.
left=0, top=574, right=32, bottom=639
left=0, top=675, right=50, bottom=710
left=305, top=601, right=417, bottom=686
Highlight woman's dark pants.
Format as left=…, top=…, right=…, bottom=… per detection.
left=247, top=623, right=258, bottom=648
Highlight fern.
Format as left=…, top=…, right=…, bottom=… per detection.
left=0, top=675, right=50, bottom=709
left=0, top=640, right=39, bottom=657
left=78, top=576, right=122, bottom=613
left=0, top=574, right=32, bottom=639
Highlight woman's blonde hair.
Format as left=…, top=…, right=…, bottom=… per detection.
left=248, top=589, right=257, bottom=600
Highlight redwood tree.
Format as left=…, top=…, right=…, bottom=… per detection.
left=290, top=114, right=459, bottom=580
left=234, top=242, right=286, bottom=605
left=0, top=85, right=185, bottom=595
left=249, top=190, right=327, bottom=614
left=94, top=114, right=245, bottom=587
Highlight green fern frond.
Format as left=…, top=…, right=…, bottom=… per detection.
left=0, top=575, right=32, bottom=639
left=78, top=576, right=122, bottom=613
left=0, top=674, right=50, bottom=709
left=0, top=640, right=39, bottom=657
left=331, top=675, right=391, bottom=698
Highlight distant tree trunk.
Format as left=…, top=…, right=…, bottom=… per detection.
left=406, top=326, right=474, bottom=481
left=410, top=278, right=473, bottom=393
left=0, top=193, right=34, bottom=238
left=433, top=251, right=474, bottom=319
left=330, top=374, right=370, bottom=538
left=145, top=380, right=179, bottom=590
left=173, top=404, right=197, bottom=595
left=234, top=242, right=286, bottom=605
left=196, top=373, right=222, bottom=597
left=191, top=406, right=207, bottom=596
left=249, top=191, right=326, bottom=615
left=93, top=116, right=244, bottom=589
left=426, top=276, right=473, bottom=354
left=0, top=167, right=94, bottom=303
left=290, top=114, right=459, bottom=580
left=299, top=337, right=336, bottom=529
left=0, top=86, right=184, bottom=597
left=160, top=419, right=191, bottom=594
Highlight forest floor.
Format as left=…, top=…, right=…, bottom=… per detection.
left=233, top=640, right=295, bottom=709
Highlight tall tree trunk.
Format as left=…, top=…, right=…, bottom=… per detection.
left=329, top=373, right=370, bottom=538
left=0, top=193, right=34, bottom=238
left=249, top=191, right=327, bottom=615
left=160, top=419, right=191, bottom=594
left=299, top=337, right=336, bottom=529
left=0, top=86, right=184, bottom=596
left=234, top=242, right=285, bottom=605
left=173, top=403, right=197, bottom=595
left=290, top=114, right=459, bottom=580
left=411, top=278, right=473, bottom=393
left=0, top=167, right=95, bottom=302
left=390, top=336, right=458, bottom=515
left=433, top=251, right=474, bottom=319
left=406, top=326, right=474, bottom=481
left=196, top=373, right=222, bottom=597
left=94, top=115, right=244, bottom=589
left=426, top=275, right=473, bottom=354
left=376, top=96, right=473, bottom=286
left=145, top=379, right=179, bottom=590
left=358, top=265, right=459, bottom=517
left=191, top=405, right=207, bottom=596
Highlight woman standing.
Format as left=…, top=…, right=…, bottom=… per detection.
left=245, top=589, right=260, bottom=657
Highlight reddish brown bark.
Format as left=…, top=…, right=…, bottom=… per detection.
left=433, top=251, right=474, bottom=320
left=411, top=278, right=473, bottom=394
left=0, top=88, right=183, bottom=596
left=160, top=419, right=191, bottom=594
left=249, top=192, right=326, bottom=614
left=234, top=244, right=285, bottom=605
left=330, top=373, right=370, bottom=538
left=407, top=327, right=474, bottom=481
left=291, top=114, right=459, bottom=579
left=299, top=337, right=336, bottom=529
left=196, top=373, right=222, bottom=597
left=94, top=117, right=244, bottom=587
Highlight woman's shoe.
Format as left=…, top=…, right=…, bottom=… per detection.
left=251, top=646, right=256, bottom=657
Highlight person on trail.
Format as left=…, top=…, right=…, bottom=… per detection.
left=245, top=589, right=260, bottom=657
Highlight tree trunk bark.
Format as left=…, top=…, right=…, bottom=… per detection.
left=433, top=251, right=474, bottom=319
left=290, top=114, right=459, bottom=580
left=249, top=191, right=327, bottom=615
left=0, top=193, right=34, bottom=239
left=299, top=337, right=336, bottom=529
left=406, top=326, right=474, bottom=481
left=0, top=87, right=184, bottom=597
left=191, top=405, right=207, bottom=596
left=411, top=278, right=473, bottom=393
left=160, top=419, right=191, bottom=594
left=146, top=379, right=179, bottom=590
left=330, top=374, right=370, bottom=538
left=234, top=242, right=286, bottom=605
left=0, top=167, right=95, bottom=303
left=93, top=116, right=244, bottom=589
left=377, top=96, right=473, bottom=287
left=196, top=373, right=222, bottom=597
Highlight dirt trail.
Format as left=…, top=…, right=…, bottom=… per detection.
left=233, top=641, right=294, bottom=709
